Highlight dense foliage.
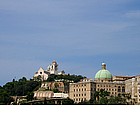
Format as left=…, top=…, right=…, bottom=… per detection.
left=0, top=77, right=132, bottom=105
left=46, top=74, right=86, bottom=82
left=78, top=90, right=132, bottom=105
left=0, top=77, right=40, bottom=104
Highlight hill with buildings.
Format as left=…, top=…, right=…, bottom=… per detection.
left=0, top=61, right=140, bottom=105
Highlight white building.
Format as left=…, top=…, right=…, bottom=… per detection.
left=33, top=61, right=65, bottom=81
left=34, top=67, right=50, bottom=81
left=34, top=90, right=68, bottom=99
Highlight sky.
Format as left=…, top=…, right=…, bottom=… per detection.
left=0, top=0, right=140, bottom=85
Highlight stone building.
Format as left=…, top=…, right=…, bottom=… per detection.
left=34, top=90, right=68, bottom=99
left=125, top=75, right=140, bottom=104
left=33, top=90, right=68, bottom=105
left=41, top=81, right=69, bottom=93
left=34, top=67, right=50, bottom=81
left=69, top=78, right=95, bottom=103
left=94, top=63, right=132, bottom=96
left=33, top=61, right=65, bottom=81
left=69, top=63, right=132, bottom=103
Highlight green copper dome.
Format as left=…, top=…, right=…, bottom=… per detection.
left=95, top=63, right=112, bottom=79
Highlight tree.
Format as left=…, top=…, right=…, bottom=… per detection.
left=62, top=98, right=74, bottom=105
left=89, top=90, right=130, bottom=105
left=46, top=74, right=86, bottom=83
left=77, top=100, right=90, bottom=105
left=27, top=92, right=34, bottom=101
left=53, top=88, right=59, bottom=93
left=0, top=89, right=12, bottom=105
left=0, top=77, right=40, bottom=104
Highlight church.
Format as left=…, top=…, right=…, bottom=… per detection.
left=33, top=61, right=65, bottom=81
left=33, top=61, right=140, bottom=104
left=69, top=63, right=134, bottom=103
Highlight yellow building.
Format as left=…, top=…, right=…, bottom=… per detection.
left=125, top=75, right=140, bottom=104
left=69, top=78, right=95, bottom=103
left=69, top=63, right=132, bottom=103
left=94, top=63, right=131, bottom=96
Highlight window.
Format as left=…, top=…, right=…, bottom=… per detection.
left=74, top=94, right=75, bottom=97
left=118, top=86, right=121, bottom=92
left=40, top=72, right=42, bottom=74
left=122, top=86, right=125, bottom=92
left=79, top=94, right=80, bottom=96
left=84, top=93, right=86, bottom=96
left=139, top=89, right=140, bottom=94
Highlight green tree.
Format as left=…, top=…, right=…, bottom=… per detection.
left=62, top=98, right=74, bottom=105
left=27, top=92, right=34, bottom=101
left=0, top=89, right=12, bottom=105
left=47, top=74, right=86, bottom=83
left=1, top=77, right=40, bottom=104
left=89, top=90, right=129, bottom=105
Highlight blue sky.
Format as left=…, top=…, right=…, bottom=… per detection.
left=0, top=0, right=140, bottom=85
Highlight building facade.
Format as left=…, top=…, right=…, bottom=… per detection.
left=41, top=81, right=69, bottom=93
left=33, top=61, right=65, bottom=81
left=34, top=67, right=50, bottom=81
left=69, top=78, right=95, bottom=103
left=125, top=75, right=140, bottom=104
left=69, top=63, right=133, bottom=103
left=33, top=61, right=140, bottom=104
left=34, top=90, right=68, bottom=99
left=94, top=63, right=133, bottom=95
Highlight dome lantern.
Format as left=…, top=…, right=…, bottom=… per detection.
left=94, top=63, right=112, bottom=81
left=102, top=63, right=106, bottom=70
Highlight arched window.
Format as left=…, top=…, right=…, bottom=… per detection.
left=118, top=86, right=121, bottom=92
left=122, top=86, right=125, bottom=92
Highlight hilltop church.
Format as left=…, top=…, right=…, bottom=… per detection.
left=33, top=61, right=65, bottom=81
left=33, top=61, right=140, bottom=104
